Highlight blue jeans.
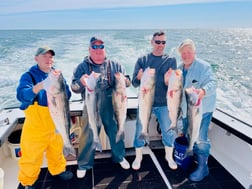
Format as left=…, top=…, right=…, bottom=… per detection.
left=78, top=88, right=126, bottom=170
left=182, top=112, right=212, bottom=156
left=134, top=106, right=177, bottom=148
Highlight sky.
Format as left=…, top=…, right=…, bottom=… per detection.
left=0, top=0, right=251, bottom=29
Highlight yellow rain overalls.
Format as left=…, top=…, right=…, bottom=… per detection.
left=18, top=102, right=66, bottom=186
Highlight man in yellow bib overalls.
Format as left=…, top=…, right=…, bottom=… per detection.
left=16, top=47, right=73, bottom=189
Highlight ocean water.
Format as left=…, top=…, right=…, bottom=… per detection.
left=0, top=29, right=251, bottom=125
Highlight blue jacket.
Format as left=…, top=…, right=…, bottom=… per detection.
left=16, top=65, right=71, bottom=110
left=132, top=53, right=177, bottom=107
left=178, top=58, right=217, bottom=118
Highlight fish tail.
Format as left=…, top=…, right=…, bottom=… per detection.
left=95, top=141, right=103, bottom=152
left=116, top=131, right=125, bottom=143
left=139, top=133, right=149, bottom=144
left=169, top=123, right=176, bottom=130
left=93, top=136, right=103, bottom=152
left=166, top=126, right=178, bottom=134
left=63, top=145, right=76, bottom=159
left=185, top=148, right=193, bottom=157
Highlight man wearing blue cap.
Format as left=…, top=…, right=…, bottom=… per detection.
left=71, top=37, right=131, bottom=178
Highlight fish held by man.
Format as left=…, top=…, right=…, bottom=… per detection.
left=166, top=69, right=183, bottom=130
left=138, top=67, right=156, bottom=142
left=43, top=69, right=76, bottom=159
left=112, top=72, right=128, bottom=142
left=185, top=87, right=202, bottom=155
left=84, top=71, right=103, bottom=152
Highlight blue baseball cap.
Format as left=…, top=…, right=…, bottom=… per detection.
left=90, top=37, right=104, bottom=45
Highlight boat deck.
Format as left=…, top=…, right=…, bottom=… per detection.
left=17, top=143, right=245, bottom=189
left=1, top=101, right=250, bottom=188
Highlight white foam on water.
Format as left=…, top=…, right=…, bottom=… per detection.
left=0, top=29, right=251, bottom=126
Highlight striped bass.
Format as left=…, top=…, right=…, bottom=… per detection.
left=43, top=69, right=76, bottom=159
left=185, top=87, right=202, bottom=154
left=84, top=71, right=102, bottom=151
left=112, top=72, right=127, bottom=142
left=166, top=69, right=183, bottom=129
left=138, top=67, right=155, bottom=142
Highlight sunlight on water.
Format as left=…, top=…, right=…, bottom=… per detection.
left=0, top=29, right=251, bottom=125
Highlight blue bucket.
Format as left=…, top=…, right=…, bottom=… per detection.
left=174, top=136, right=193, bottom=170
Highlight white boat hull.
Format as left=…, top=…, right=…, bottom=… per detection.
left=209, top=123, right=252, bottom=189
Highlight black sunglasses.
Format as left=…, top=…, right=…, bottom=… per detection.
left=154, top=40, right=166, bottom=45
left=91, top=44, right=105, bottom=49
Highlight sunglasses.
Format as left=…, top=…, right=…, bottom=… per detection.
left=154, top=40, right=166, bottom=45
left=91, top=45, right=104, bottom=49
